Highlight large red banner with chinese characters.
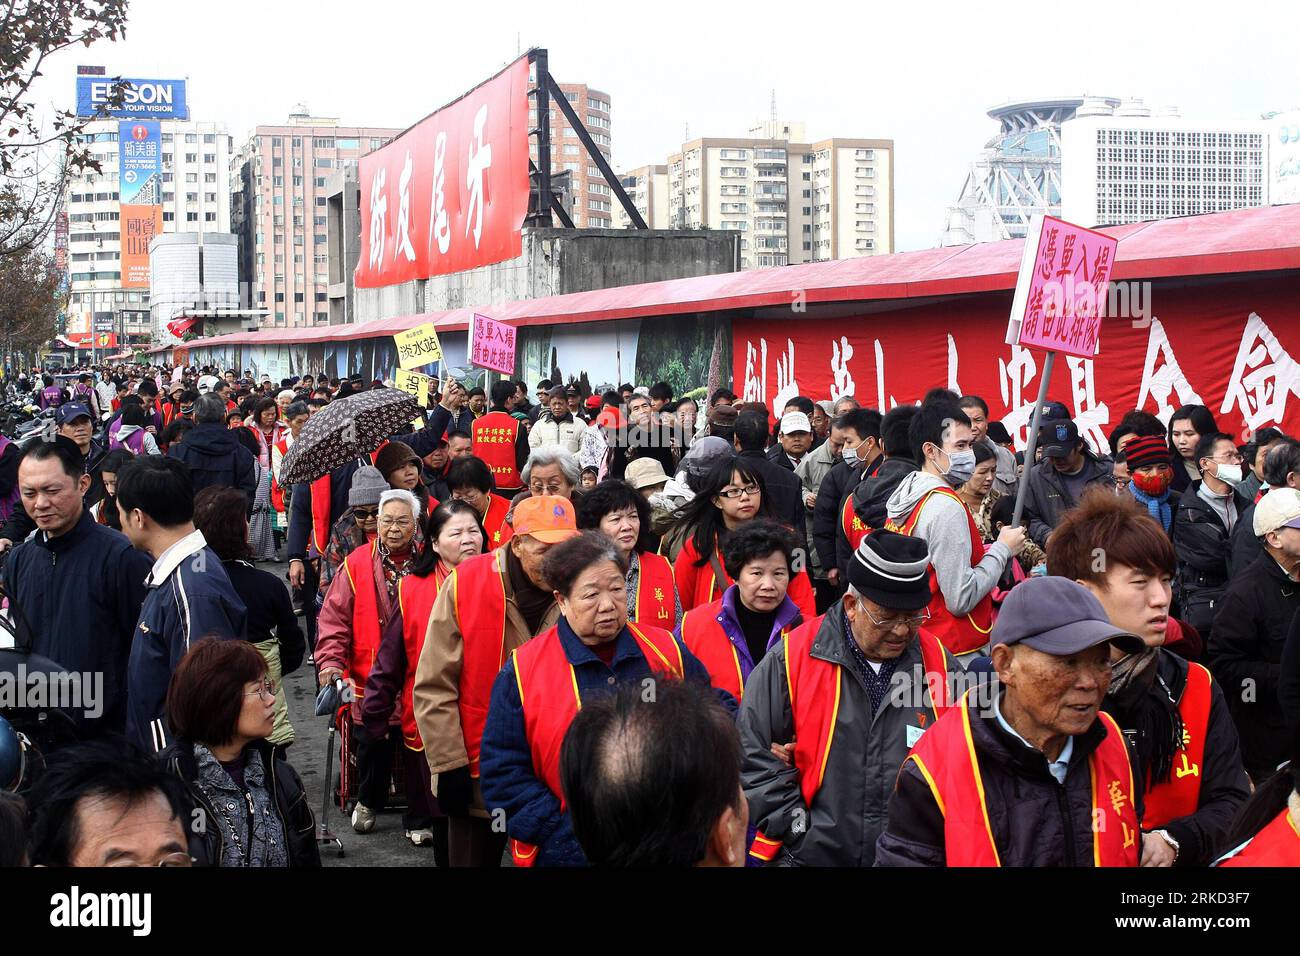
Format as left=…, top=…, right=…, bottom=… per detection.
left=354, top=56, right=532, bottom=289
left=733, top=274, right=1300, bottom=453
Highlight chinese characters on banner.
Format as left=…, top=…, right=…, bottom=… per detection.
left=1006, top=215, right=1119, bottom=359
left=119, top=120, right=162, bottom=289
left=394, top=368, right=433, bottom=407
left=354, top=56, right=532, bottom=289
left=393, top=321, right=443, bottom=370
left=469, top=312, right=517, bottom=374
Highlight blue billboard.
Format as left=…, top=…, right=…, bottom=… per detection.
left=118, top=120, right=161, bottom=204
left=76, top=76, right=188, bottom=119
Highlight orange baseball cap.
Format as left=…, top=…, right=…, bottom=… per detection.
left=511, top=495, right=579, bottom=543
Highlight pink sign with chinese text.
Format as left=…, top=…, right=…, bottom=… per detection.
left=1006, top=215, right=1119, bottom=359
left=470, top=313, right=517, bottom=374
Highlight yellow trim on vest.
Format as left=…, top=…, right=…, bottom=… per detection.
left=1092, top=709, right=1135, bottom=866
left=958, top=690, right=1002, bottom=866
left=907, top=753, right=946, bottom=818
left=628, top=622, right=683, bottom=677
left=782, top=631, right=795, bottom=712
left=815, top=669, right=841, bottom=795
left=511, top=648, right=526, bottom=707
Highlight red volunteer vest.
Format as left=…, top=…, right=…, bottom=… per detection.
left=905, top=691, right=1139, bottom=867
left=1217, top=809, right=1300, bottom=867
left=841, top=495, right=870, bottom=555
left=396, top=570, right=448, bottom=751
left=885, top=486, right=993, bottom=655
left=451, top=552, right=510, bottom=777
left=675, top=536, right=817, bottom=621
left=472, top=412, right=523, bottom=490
left=341, top=542, right=384, bottom=700
left=1139, top=661, right=1213, bottom=828
left=508, top=622, right=684, bottom=867
left=633, top=551, right=676, bottom=627
left=679, top=599, right=747, bottom=702
left=482, top=493, right=514, bottom=551
left=749, top=619, right=952, bottom=863
left=270, top=435, right=290, bottom=513
left=310, top=474, right=333, bottom=556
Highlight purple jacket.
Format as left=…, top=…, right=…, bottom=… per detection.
left=675, top=584, right=803, bottom=685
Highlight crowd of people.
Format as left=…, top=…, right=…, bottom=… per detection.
left=2, top=361, right=1300, bottom=870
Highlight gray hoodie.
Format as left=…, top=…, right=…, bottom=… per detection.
left=885, top=470, right=1010, bottom=617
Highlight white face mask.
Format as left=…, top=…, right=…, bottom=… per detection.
left=1215, top=462, right=1244, bottom=487
left=841, top=443, right=859, bottom=467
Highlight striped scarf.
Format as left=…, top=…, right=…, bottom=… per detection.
left=1129, top=480, right=1173, bottom=532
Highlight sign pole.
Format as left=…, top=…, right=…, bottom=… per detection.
left=1011, top=349, right=1056, bottom=529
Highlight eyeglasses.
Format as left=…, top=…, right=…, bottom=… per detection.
left=352, top=508, right=378, bottom=520
left=1211, top=452, right=1244, bottom=464
left=246, top=679, right=277, bottom=701
left=378, top=516, right=414, bottom=529
left=860, top=603, right=930, bottom=632
left=718, top=484, right=760, bottom=499
left=106, top=852, right=195, bottom=868
left=529, top=481, right=569, bottom=495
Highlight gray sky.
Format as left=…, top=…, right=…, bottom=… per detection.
left=31, top=0, right=1300, bottom=250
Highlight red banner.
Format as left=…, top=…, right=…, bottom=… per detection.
left=733, top=275, right=1300, bottom=453
left=121, top=204, right=162, bottom=288
left=354, top=56, right=532, bottom=289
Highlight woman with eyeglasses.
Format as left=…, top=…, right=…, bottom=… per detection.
left=363, top=499, right=486, bottom=856
left=192, top=486, right=306, bottom=753
left=669, top=456, right=817, bottom=620
left=447, top=454, right=515, bottom=551
left=317, top=489, right=424, bottom=837
left=576, top=479, right=681, bottom=629
left=160, top=637, right=320, bottom=867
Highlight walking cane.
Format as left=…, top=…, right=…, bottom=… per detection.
left=316, top=684, right=346, bottom=858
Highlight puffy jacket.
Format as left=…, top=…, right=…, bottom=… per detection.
left=838, top=456, right=917, bottom=579
left=1021, top=453, right=1115, bottom=548
left=167, top=422, right=257, bottom=504
left=527, top=413, right=587, bottom=454
left=875, top=687, right=1141, bottom=866
left=160, top=738, right=320, bottom=867
left=1208, top=554, right=1300, bottom=780
left=1172, top=483, right=1252, bottom=638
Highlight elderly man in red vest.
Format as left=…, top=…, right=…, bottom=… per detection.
left=876, top=576, right=1145, bottom=867
left=739, top=530, right=957, bottom=866
left=411, top=495, right=577, bottom=867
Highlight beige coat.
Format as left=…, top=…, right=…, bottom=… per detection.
left=411, top=546, right=560, bottom=815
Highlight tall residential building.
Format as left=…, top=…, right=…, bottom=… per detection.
left=64, top=117, right=233, bottom=349
left=231, top=107, right=400, bottom=328
left=528, top=82, right=613, bottom=228
left=633, top=121, right=893, bottom=269
left=613, top=165, right=669, bottom=230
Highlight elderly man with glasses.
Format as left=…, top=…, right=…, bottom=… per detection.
left=738, top=530, right=959, bottom=866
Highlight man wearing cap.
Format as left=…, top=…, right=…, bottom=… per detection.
left=740, top=530, right=957, bottom=866
left=768, top=411, right=814, bottom=472
left=411, top=495, right=576, bottom=867
left=1021, top=417, right=1113, bottom=548
left=875, top=577, right=1142, bottom=867
left=529, top=385, right=587, bottom=455
left=1212, top=487, right=1300, bottom=780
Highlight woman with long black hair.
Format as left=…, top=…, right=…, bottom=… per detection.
left=1167, top=404, right=1219, bottom=495
left=669, top=456, right=816, bottom=621
left=1216, top=725, right=1300, bottom=866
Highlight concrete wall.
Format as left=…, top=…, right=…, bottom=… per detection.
left=351, top=227, right=738, bottom=324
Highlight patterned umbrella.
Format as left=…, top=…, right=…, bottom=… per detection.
left=277, top=387, right=421, bottom=486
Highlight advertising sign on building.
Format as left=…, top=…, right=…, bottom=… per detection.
left=76, top=76, right=188, bottom=119
left=354, top=55, right=532, bottom=288
left=118, top=120, right=162, bottom=204
left=121, top=205, right=162, bottom=288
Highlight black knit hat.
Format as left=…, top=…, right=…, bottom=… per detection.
left=847, top=530, right=933, bottom=612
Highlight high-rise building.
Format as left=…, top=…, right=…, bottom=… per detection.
left=64, top=117, right=233, bottom=349
left=613, top=165, right=669, bottom=230
left=528, top=82, right=613, bottom=228
left=231, top=107, right=400, bottom=328
left=625, top=121, right=894, bottom=269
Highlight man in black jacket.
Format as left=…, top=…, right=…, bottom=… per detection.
left=166, top=394, right=256, bottom=503
left=835, top=406, right=920, bottom=582
left=1229, top=438, right=1300, bottom=577
left=1022, top=418, right=1113, bottom=548
left=1209, top=487, right=1300, bottom=781
left=2, top=439, right=152, bottom=737
left=1173, top=432, right=1253, bottom=640
left=812, top=408, right=883, bottom=593
left=733, top=411, right=807, bottom=560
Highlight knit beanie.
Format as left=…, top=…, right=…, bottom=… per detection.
left=1123, top=435, right=1170, bottom=472
left=349, top=466, right=390, bottom=507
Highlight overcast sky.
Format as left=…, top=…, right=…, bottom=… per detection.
left=30, top=0, right=1300, bottom=250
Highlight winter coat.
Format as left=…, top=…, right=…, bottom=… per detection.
left=161, top=738, right=320, bottom=867
left=1228, top=496, right=1267, bottom=579
left=1172, top=482, right=1252, bottom=638
left=813, top=457, right=883, bottom=581
left=286, top=458, right=363, bottom=561
left=167, top=422, right=257, bottom=503
left=739, top=605, right=957, bottom=866
left=1207, top=554, right=1300, bottom=780
left=527, top=413, right=587, bottom=454
left=1, top=510, right=153, bottom=736
left=1021, top=453, right=1115, bottom=548
left=874, top=686, right=1141, bottom=866
left=1102, top=649, right=1250, bottom=866
left=126, top=531, right=249, bottom=752
left=838, top=456, right=917, bottom=579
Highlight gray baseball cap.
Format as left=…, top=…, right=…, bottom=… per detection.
left=991, top=577, right=1142, bottom=656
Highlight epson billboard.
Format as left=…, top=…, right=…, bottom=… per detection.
left=76, top=76, right=188, bottom=119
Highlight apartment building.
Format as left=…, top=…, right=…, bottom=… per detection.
left=528, top=82, right=614, bottom=228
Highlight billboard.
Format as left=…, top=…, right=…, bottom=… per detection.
left=354, top=55, right=531, bottom=288
left=76, top=76, right=188, bottom=119
left=118, top=121, right=161, bottom=204
left=121, top=205, right=162, bottom=288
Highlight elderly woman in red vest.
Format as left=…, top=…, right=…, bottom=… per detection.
left=677, top=520, right=804, bottom=704
left=576, top=479, right=681, bottom=630
left=362, top=499, right=485, bottom=859
left=316, top=488, right=422, bottom=837
left=478, top=530, right=721, bottom=867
